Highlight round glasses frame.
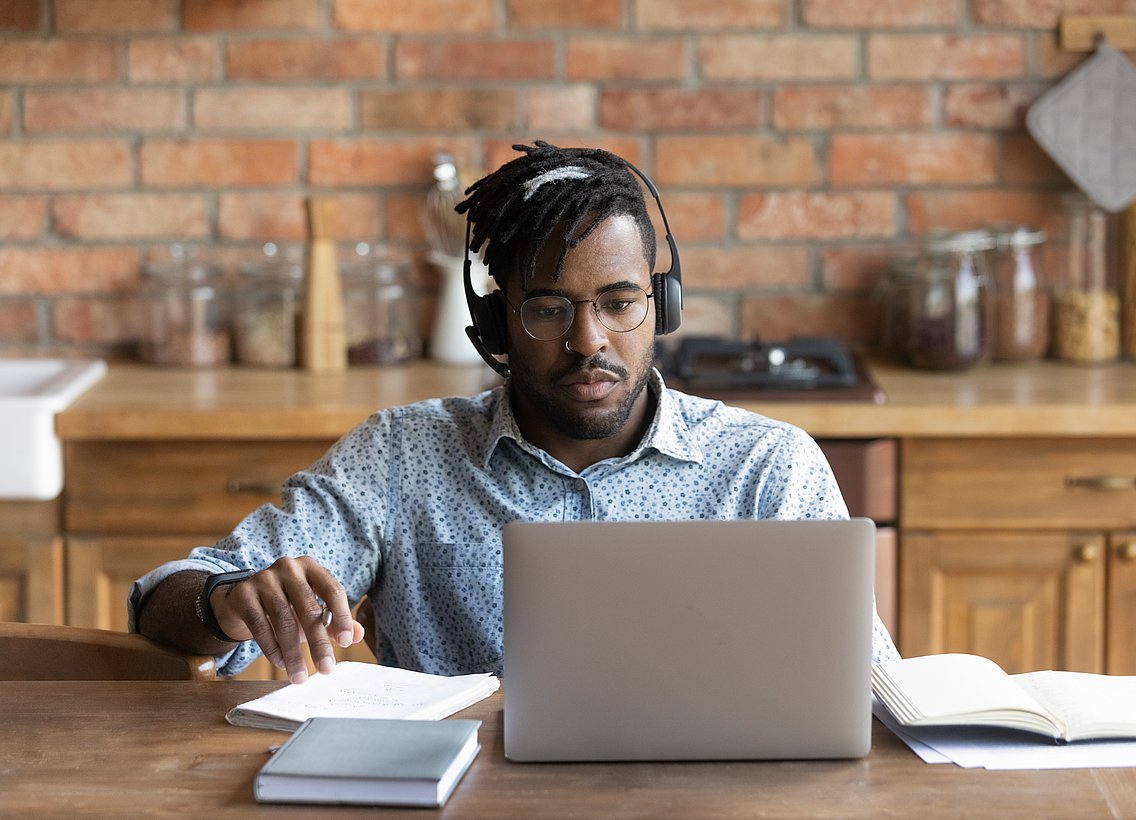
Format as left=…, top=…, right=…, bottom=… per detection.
left=503, top=286, right=654, bottom=341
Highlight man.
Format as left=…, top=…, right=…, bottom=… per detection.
left=132, top=141, right=899, bottom=684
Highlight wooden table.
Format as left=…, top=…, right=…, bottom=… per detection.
left=3, top=681, right=1134, bottom=817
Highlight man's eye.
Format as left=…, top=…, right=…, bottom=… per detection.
left=530, top=304, right=567, bottom=321
left=601, top=299, right=636, bottom=313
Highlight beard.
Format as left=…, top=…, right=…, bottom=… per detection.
left=509, top=345, right=656, bottom=441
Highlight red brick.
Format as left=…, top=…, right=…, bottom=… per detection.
left=0, top=140, right=132, bottom=191
left=396, top=38, right=555, bottom=80
left=869, top=34, right=1026, bottom=80
left=183, top=0, right=321, bottom=30
left=24, top=89, right=185, bottom=134
left=0, top=41, right=118, bottom=84
left=905, top=189, right=1067, bottom=236
left=128, top=37, right=217, bottom=83
left=310, top=138, right=478, bottom=186
left=655, top=192, right=727, bottom=242
left=667, top=294, right=734, bottom=338
left=737, top=191, right=897, bottom=239
left=335, top=0, right=495, bottom=32
left=972, top=0, right=1126, bottom=28
left=525, top=86, right=596, bottom=131
left=141, top=139, right=298, bottom=187
left=383, top=191, right=430, bottom=242
left=218, top=192, right=380, bottom=240
left=566, top=36, right=686, bottom=81
left=656, top=136, right=820, bottom=187
left=53, top=297, right=145, bottom=345
left=741, top=293, right=877, bottom=345
left=821, top=244, right=903, bottom=292
left=681, top=246, right=810, bottom=289
left=803, top=0, right=959, bottom=27
left=0, top=248, right=139, bottom=295
left=830, top=134, right=999, bottom=185
left=54, top=194, right=209, bottom=240
left=482, top=137, right=644, bottom=175
left=772, top=85, right=932, bottom=130
left=638, top=0, right=785, bottom=29
left=943, top=83, right=1044, bottom=128
left=1033, top=33, right=1089, bottom=79
left=194, top=88, right=352, bottom=131
left=507, top=0, right=622, bottom=29
left=0, top=302, right=39, bottom=344
left=359, top=89, right=518, bottom=131
left=1004, top=133, right=1068, bottom=185
left=700, top=35, right=858, bottom=81
left=601, top=88, right=761, bottom=131
left=0, top=196, right=47, bottom=239
left=0, top=0, right=40, bottom=31
left=56, top=0, right=178, bottom=33
left=227, top=38, right=386, bottom=81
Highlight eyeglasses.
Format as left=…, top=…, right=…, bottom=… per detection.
left=504, top=286, right=654, bottom=341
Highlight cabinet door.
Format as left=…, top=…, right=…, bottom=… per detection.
left=1109, top=531, right=1136, bottom=675
left=901, top=530, right=1105, bottom=673
left=0, top=534, right=64, bottom=624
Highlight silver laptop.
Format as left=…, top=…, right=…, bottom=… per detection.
left=502, top=518, right=875, bottom=762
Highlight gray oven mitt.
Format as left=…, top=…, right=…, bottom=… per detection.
left=1026, top=41, right=1136, bottom=212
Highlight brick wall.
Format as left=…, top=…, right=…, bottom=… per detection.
left=1, top=0, right=1133, bottom=358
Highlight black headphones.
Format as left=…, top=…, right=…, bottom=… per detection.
left=463, top=160, right=682, bottom=378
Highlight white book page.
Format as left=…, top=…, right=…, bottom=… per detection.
left=1014, top=671, right=1136, bottom=741
left=876, top=654, right=1058, bottom=732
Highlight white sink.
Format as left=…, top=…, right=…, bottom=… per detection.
left=0, top=358, right=107, bottom=500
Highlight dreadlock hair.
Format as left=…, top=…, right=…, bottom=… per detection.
left=454, top=141, right=657, bottom=292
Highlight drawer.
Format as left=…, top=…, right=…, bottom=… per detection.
left=818, top=438, right=897, bottom=522
left=65, top=440, right=332, bottom=535
left=902, top=438, right=1136, bottom=529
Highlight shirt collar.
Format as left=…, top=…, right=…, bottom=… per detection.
left=479, top=369, right=704, bottom=471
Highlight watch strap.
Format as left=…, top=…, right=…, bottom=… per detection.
left=196, top=569, right=255, bottom=642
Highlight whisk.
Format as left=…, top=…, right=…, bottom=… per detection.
left=422, top=153, right=468, bottom=259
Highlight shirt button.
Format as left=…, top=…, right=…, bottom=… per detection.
left=575, top=478, right=587, bottom=491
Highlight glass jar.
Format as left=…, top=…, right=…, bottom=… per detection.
left=878, top=256, right=918, bottom=363
left=234, top=244, right=303, bottom=368
left=992, top=227, right=1050, bottom=362
left=140, top=246, right=231, bottom=366
left=906, top=231, right=994, bottom=371
left=1052, top=195, right=1119, bottom=363
left=341, top=245, right=422, bottom=365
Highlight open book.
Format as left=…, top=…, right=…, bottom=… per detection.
left=873, top=654, right=1136, bottom=743
left=227, top=661, right=500, bottom=731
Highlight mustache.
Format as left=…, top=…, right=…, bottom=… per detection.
left=553, top=354, right=629, bottom=382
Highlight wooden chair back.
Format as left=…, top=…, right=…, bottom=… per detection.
left=0, top=622, right=216, bottom=681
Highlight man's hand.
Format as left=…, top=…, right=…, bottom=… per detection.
left=210, top=556, right=365, bottom=684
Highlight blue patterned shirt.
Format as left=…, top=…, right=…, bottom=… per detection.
left=129, top=370, right=899, bottom=676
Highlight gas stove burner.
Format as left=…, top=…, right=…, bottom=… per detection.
left=656, top=336, right=884, bottom=403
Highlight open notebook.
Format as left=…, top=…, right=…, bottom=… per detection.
left=502, top=518, right=876, bottom=762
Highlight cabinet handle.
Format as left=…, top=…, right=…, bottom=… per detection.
left=1075, top=543, right=1100, bottom=563
left=225, top=479, right=280, bottom=495
left=1065, top=475, right=1136, bottom=491
left=1119, top=542, right=1136, bottom=562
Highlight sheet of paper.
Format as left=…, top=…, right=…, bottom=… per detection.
left=872, top=699, right=952, bottom=764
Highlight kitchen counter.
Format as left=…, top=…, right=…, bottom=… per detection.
left=57, top=358, right=1136, bottom=440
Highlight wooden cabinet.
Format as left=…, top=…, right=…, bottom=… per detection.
left=900, top=438, right=1136, bottom=674
left=0, top=500, right=64, bottom=625
left=62, top=440, right=374, bottom=679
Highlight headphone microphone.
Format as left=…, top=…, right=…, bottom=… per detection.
left=463, top=161, right=682, bottom=379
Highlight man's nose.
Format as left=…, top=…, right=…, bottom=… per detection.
left=563, top=301, right=608, bottom=357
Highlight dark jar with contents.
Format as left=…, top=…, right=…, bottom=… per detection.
left=992, top=227, right=1050, bottom=362
left=877, top=256, right=918, bottom=362
left=341, top=245, right=422, bottom=365
left=906, top=231, right=994, bottom=371
left=234, top=244, right=303, bottom=368
left=140, top=246, right=231, bottom=366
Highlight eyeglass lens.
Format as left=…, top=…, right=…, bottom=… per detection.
left=519, top=287, right=651, bottom=340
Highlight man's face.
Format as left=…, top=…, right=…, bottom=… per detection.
left=506, top=213, right=657, bottom=448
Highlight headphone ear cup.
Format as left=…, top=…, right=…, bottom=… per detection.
left=471, top=290, right=508, bottom=355
left=652, top=271, right=682, bottom=336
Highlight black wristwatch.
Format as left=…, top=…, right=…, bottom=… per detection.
left=195, top=569, right=256, bottom=642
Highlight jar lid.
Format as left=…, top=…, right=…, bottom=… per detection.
left=926, top=229, right=996, bottom=255
left=996, top=226, right=1046, bottom=248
